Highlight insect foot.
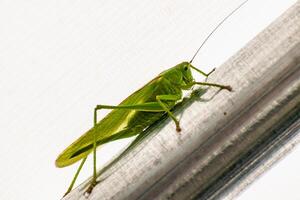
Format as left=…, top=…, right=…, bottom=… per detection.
left=63, top=191, right=70, bottom=198
left=207, top=68, right=216, bottom=76
left=176, top=124, right=182, bottom=132
left=223, top=85, right=232, bottom=92
left=84, top=181, right=98, bottom=198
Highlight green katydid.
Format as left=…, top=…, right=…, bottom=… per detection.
left=56, top=0, right=248, bottom=197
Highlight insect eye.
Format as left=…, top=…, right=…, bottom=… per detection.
left=184, top=66, right=188, bottom=71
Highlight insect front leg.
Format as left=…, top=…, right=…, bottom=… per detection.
left=156, top=94, right=181, bottom=132
left=189, top=65, right=215, bottom=77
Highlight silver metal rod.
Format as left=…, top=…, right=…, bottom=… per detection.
left=64, top=2, right=300, bottom=200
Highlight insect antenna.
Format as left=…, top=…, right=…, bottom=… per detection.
left=190, top=0, right=249, bottom=64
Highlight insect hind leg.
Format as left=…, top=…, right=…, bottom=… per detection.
left=63, top=157, right=87, bottom=197
left=84, top=106, right=102, bottom=196
left=85, top=102, right=166, bottom=195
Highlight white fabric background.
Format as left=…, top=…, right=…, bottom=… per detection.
left=0, top=0, right=298, bottom=199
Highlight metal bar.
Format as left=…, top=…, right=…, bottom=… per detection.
left=64, top=2, right=300, bottom=200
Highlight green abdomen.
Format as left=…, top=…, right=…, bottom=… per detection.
left=55, top=77, right=182, bottom=167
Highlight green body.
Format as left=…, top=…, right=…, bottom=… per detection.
left=56, top=61, right=231, bottom=196
left=56, top=1, right=244, bottom=195
left=56, top=62, right=194, bottom=168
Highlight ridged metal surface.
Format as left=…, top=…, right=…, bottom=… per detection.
left=64, top=2, right=300, bottom=200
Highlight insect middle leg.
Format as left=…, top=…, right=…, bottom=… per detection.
left=156, top=94, right=182, bottom=132
left=192, top=81, right=232, bottom=91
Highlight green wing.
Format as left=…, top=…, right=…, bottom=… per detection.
left=56, top=76, right=163, bottom=168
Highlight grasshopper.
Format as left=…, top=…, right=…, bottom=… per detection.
left=56, top=0, right=248, bottom=196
